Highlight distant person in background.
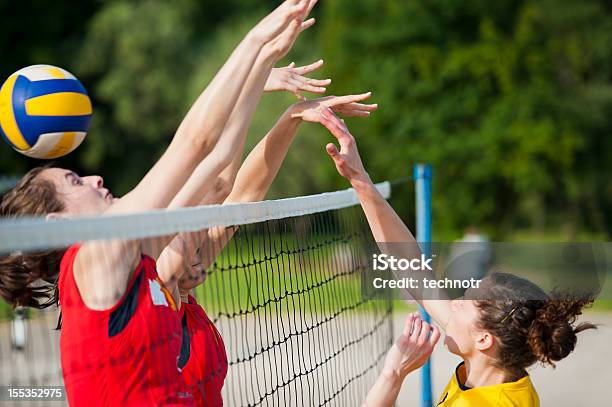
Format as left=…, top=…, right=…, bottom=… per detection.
left=10, top=306, right=27, bottom=351
left=445, top=226, right=492, bottom=297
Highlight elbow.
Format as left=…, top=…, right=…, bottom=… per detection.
left=179, top=121, right=225, bottom=157
left=212, top=178, right=233, bottom=202
left=187, top=130, right=215, bottom=157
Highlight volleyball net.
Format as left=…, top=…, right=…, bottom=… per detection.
left=0, top=181, right=398, bottom=406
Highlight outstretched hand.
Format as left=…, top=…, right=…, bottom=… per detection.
left=383, top=313, right=440, bottom=380
left=255, top=0, right=318, bottom=60
left=250, top=0, right=309, bottom=43
left=265, top=60, right=331, bottom=99
left=296, top=103, right=375, bottom=183
left=291, top=92, right=378, bottom=119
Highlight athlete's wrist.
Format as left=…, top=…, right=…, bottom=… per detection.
left=350, top=173, right=374, bottom=192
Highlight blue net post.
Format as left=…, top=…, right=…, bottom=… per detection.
left=414, top=164, right=433, bottom=407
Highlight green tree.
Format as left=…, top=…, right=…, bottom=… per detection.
left=318, top=0, right=612, bottom=238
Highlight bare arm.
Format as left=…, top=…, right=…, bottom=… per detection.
left=198, top=57, right=332, bottom=205
left=74, top=0, right=311, bottom=310
left=156, top=3, right=316, bottom=300
left=155, top=43, right=283, bottom=302
left=363, top=314, right=440, bottom=407
left=159, top=93, right=378, bottom=300
left=313, top=109, right=452, bottom=327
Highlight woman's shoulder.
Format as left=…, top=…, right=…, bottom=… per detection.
left=437, top=365, right=539, bottom=407
left=58, top=244, right=81, bottom=287
left=496, top=375, right=539, bottom=407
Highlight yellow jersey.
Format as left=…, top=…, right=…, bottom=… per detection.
left=436, top=363, right=540, bottom=406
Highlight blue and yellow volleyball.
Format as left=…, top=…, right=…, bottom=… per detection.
left=0, top=64, right=92, bottom=159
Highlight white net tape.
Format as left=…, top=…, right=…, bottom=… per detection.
left=0, top=182, right=390, bottom=252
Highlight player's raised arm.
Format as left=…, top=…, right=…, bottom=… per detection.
left=75, top=0, right=313, bottom=310
left=158, top=88, right=377, bottom=295
left=155, top=2, right=318, bottom=295
left=166, top=6, right=312, bottom=211
left=313, top=108, right=452, bottom=327
left=107, top=0, right=311, bottom=216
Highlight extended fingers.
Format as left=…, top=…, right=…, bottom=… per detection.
left=305, top=0, right=319, bottom=16
left=345, top=102, right=378, bottom=111
left=332, top=99, right=377, bottom=117
left=293, top=0, right=312, bottom=23
left=300, top=17, right=316, bottom=32
left=289, top=78, right=327, bottom=94
left=333, top=105, right=371, bottom=117
left=418, top=321, right=431, bottom=346
left=328, top=92, right=372, bottom=106
left=410, top=317, right=423, bottom=342
left=402, top=312, right=417, bottom=336
left=286, top=1, right=308, bottom=20
left=429, top=325, right=441, bottom=347
left=294, top=59, right=324, bottom=75
left=306, top=77, right=332, bottom=87
left=321, top=108, right=352, bottom=138
left=275, top=18, right=302, bottom=52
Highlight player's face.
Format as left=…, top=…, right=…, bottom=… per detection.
left=42, top=168, right=114, bottom=215
left=190, top=252, right=206, bottom=283
left=178, top=251, right=207, bottom=291
left=444, top=296, right=483, bottom=357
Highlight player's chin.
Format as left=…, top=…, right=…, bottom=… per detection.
left=443, top=333, right=461, bottom=356
left=190, top=265, right=206, bottom=281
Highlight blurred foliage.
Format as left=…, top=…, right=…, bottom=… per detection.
left=1, top=0, right=612, bottom=239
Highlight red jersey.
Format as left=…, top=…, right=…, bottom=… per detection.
left=58, top=244, right=195, bottom=406
left=178, top=296, right=227, bottom=406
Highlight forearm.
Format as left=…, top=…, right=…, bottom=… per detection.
left=168, top=46, right=278, bottom=209
left=352, top=177, right=451, bottom=327
left=352, top=177, right=417, bottom=243
left=169, top=106, right=302, bottom=295
left=226, top=107, right=301, bottom=203
left=168, top=108, right=301, bottom=292
left=174, top=33, right=265, bottom=153
left=196, top=58, right=289, bottom=206
left=113, top=32, right=266, bottom=216
left=362, top=371, right=404, bottom=407
left=157, top=48, right=278, bottom=285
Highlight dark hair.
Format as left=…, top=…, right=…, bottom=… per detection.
left=476, top=273, right=596, bottom=379
left=0, top=166, right=66, bottom=309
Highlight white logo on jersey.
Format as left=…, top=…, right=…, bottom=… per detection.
left=149, top=279, right=169, bottom=307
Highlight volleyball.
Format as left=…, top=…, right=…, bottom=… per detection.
left=0, top=64, right=92, bottom=159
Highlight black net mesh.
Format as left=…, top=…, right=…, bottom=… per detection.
left=1, top=204, right=393, bottom=406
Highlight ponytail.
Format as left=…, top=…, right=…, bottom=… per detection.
left=0, top=166, right=66, bottom=308
left=476, top=273, right=596, bottom=377
left=527, top=298, right=596, bottom=367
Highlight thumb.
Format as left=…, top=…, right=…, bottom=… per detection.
left=288, top=62, right=296, bottom=68
left=326, top=143, right=339, bottom=157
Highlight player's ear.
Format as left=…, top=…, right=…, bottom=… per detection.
left=474, top=330, right=494, bottom=352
